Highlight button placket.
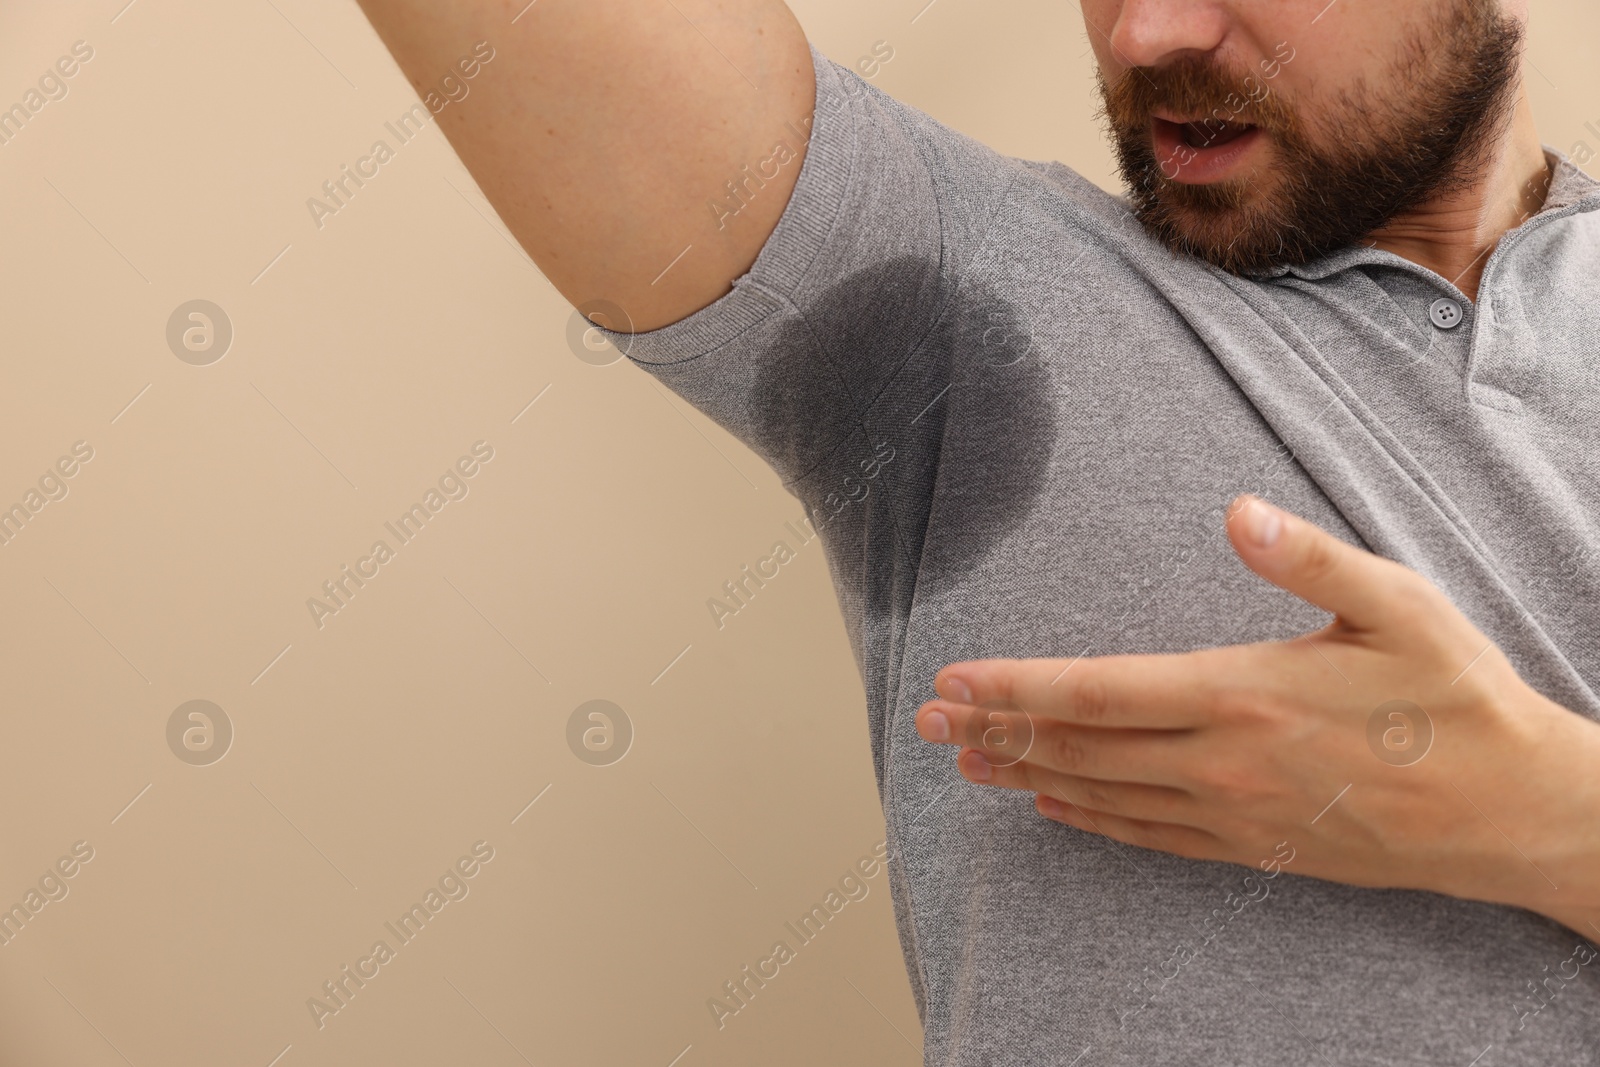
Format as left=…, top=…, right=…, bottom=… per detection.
left=1410, top=286, right=1470, bottom=372
left=1466, top=283, right=1538, bottom=411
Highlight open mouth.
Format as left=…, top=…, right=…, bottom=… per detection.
left=1150, top=110, right=1260, bottom=147
left=1179, top=116, right=1256, bottom=148
left=1148, top=113, right=1267, bottom=184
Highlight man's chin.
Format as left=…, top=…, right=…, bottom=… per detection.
left=1138, top=195, right=1292, bottom=276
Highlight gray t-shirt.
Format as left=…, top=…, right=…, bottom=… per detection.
left=597, top=41, right=1600, bottom=1066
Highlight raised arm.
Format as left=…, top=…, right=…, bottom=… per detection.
left=352, top=0, right=815, bottom=330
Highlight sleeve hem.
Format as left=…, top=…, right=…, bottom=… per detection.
left=588, top=39, right=858, bottom=368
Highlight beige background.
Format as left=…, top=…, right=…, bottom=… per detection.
left=0, top=1, right=1594, bottom=1064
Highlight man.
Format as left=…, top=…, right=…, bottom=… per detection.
left=356, top=0, right=1600, bottom=1062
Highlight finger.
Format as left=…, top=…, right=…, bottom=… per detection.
left=916, top=701, right=1192, bottom=786
left=933, top=650, right=1226, bottom=730
left=957, top=752, right=1202, bottom=827
left=1034, top=794, right=1222, bottom=862
left=1224, top=494, right=1438, bottom=633
left=917, top=699, right=1045, bottom=768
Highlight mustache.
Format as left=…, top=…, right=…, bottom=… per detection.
left=1099, top=55, right=1297, bottom=137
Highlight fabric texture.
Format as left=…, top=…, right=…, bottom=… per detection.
left=592, top=41, right=1600, bottom=1066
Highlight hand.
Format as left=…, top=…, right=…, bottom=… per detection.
left=915, top=495, right=1600, bottom=937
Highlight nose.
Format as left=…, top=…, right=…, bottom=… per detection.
left=1105, top=0, right=1229, bottom=70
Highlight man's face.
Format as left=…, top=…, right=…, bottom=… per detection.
left=1085, top=0, right=1528, bottom=274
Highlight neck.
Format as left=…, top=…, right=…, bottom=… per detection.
left=1365, top=90, right=1552, bottom=303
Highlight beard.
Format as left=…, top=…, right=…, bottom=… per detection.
left=1096, top=0, right=1526, bottom=275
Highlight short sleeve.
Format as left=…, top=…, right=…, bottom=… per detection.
left=587, top=40, right=1024, bottom=495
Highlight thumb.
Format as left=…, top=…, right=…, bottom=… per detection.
left=1224, top=494, right=1425, bottom=632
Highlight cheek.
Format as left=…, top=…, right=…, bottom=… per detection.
left=1080, top=0, right=1123, bottom=28
left=1080, top=1, right=1126, bottom=71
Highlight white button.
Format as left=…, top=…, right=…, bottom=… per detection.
left=1430, top=298, right=1464, bottom=330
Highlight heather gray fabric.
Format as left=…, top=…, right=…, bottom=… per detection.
left=594, top=41, right=1600, bottom=1065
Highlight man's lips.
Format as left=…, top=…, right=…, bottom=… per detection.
left=1151, top=109, right=1259, bottom=147
left=1149, top=112, right=1266, bottom=184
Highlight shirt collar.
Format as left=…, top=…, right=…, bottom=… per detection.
left=1542, top=143, right=1600, bottom=212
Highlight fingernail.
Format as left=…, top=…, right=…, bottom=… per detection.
left=939, top=676, right=973, bottom=704
left=1038, top=795, right=1064, bottom=818
left=920, top=710, right=950, bottom=742
left=961, top=750, right=992, bottom=782
left=1242, top=497, right=1283, bottom=548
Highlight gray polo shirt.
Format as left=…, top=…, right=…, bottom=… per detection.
left=597, top=41, right=1600, bottom=1065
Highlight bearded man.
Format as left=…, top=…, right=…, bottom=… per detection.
left=355, top=1, right=1600, bottom=1062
